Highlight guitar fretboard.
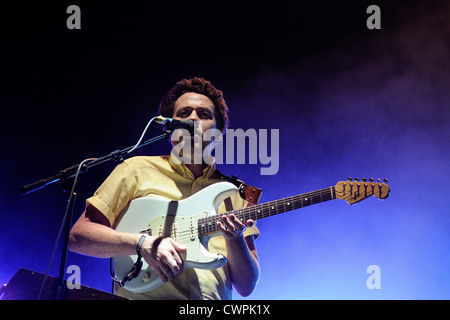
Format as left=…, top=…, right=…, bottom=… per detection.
left=198, top=186, right=336, bottom=236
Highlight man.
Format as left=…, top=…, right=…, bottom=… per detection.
left=69, top=77, right=261, bottom=300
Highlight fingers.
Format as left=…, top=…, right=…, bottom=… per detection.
left=217, top=214, right=252, bottom=239
left=142, top=237, right=186, bottom=282
left=170, top=238, right=187, bottom=252
left=159, top=253, right=182, bottom=282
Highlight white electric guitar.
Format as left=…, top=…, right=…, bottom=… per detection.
left=113, top=178, right=390, bottom=293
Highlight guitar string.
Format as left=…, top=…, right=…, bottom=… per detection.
left=192, top=188, right=333, bottom=232
left=196, top=183, right=383, bottom=234
left=142, top=183, right=385, bottom=242
left=155, top=187, right=337, bottom=241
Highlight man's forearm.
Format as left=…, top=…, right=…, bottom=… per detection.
left=225, top=235, right=260, bottom=297
left=69, top=212, right=140, bottom=258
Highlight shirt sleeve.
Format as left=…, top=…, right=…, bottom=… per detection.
left=85, top=161, right=137, bottom=227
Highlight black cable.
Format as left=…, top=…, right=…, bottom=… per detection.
left=37, top=158, right=97, bottom=300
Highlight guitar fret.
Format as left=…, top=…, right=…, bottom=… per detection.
left=198, top=186, right=336, bottom=236
left=113, top=179, right=378, bottom=294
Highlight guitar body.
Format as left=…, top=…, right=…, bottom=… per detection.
left=112, top=177, right=390, bottom=294
left=112, top=181, right=239, bottom=293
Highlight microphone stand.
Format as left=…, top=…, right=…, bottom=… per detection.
left=20, top=129, right=173, bottom=299
left=21, top=130, right=172, bottom=195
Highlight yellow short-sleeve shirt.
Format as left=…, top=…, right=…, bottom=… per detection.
left=86, top=155, right=260, bottom=300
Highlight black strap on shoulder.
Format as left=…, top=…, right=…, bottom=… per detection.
left=214, top=169, right=263, bottom=206
left=214, top=169, right=244, bottom=188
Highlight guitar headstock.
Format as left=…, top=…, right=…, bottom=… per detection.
left=335, top=178, right=390, bottom=205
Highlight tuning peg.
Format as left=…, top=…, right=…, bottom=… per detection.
left=355, top=177, right=360, bottom=182
left=383, top=178, right=389, bottom=183
left=377, top=178, right=381, bottom=183
left=362, top=178, right=367, bottom=182
left=347, top=177, right=353, bottom=181
left=369, top=178, right=374, bottom=182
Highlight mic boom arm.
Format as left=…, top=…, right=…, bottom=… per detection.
left=21, top=129, right=172, bottom=195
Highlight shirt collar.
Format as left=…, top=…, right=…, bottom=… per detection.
left=168, top=152, right=216, bottom=181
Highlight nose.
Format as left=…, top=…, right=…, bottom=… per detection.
left=187, top=110, right=200, bottom=121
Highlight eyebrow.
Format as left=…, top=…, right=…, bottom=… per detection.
left=176, top=106, right=214, bottom=114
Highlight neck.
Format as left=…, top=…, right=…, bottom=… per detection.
left=185, top=163, right=207, bottom=179
left=198, top=186, right=336, bottom=236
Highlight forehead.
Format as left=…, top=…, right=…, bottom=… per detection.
left=173, top=92, right=215, bottom=112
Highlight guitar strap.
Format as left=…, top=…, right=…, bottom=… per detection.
left=214, top=169, right=263, bottom=206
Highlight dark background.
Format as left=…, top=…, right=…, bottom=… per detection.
left=1, top=1, right=449, bottom=299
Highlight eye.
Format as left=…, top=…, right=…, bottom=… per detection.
left=198, top=110, right=213, bottom=120
left=177, top=109, right=191, bottom=118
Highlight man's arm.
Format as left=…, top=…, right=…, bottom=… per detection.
left=69, top=206, right=186, bottom=282
left=69, top=206, right=140, bottom=258
left=217, top=214, right=260, bottom=297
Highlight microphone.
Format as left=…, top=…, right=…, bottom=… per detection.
left=155, top=116, right=195, bottom=133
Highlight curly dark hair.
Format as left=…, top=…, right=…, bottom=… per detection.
left=158, top=77, right=229, bottom=133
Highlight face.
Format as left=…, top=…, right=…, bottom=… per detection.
left=171, top=92, right=220, bottom=165
left=172, top=92, right=217, bottom=132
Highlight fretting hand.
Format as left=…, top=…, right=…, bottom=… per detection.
left=217, top=214, right=254, bottom=240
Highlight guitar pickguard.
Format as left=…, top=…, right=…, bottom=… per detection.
left=112, top=181, right=238, bottom=293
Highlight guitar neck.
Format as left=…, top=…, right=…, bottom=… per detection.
left=199, top=186, right=336, bottom=236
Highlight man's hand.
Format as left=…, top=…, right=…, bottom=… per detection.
left=216, top=213, right=259, bottom=297
left=140, top=236, right=187, bottom=282
left=217, top=214, right=254, bottom=240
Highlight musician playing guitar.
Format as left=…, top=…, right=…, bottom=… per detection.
left=69, top=77, right=260, bottom=300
